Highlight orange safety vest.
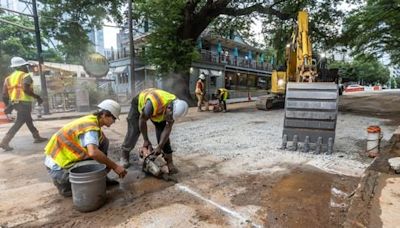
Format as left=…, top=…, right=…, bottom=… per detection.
left=44, top=115, right=102, bottom=168
left=138, top=88, right=176, bottom=122
left=195, top=80, right=204, bottom=94
left=5, top=70, right=34, bottom=102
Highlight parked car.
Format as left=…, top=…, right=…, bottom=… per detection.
left=345, top=84, right=364, bottom=92
left=346, top=84, right=364, bottom=89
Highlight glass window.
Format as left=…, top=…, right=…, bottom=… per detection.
left=238, top=73, right=247, bottom=89
left=247, top=74, right=257, bottom=88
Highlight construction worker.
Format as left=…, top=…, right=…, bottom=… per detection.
left=216, top=88, right=229, bottom=112
left=44, top=99, right=127, bottom=197
left=0, top=57, right=47, bottom=151
left=195, top=72, right=209, bottom=112
left=120, top=88, right=189, bottom=173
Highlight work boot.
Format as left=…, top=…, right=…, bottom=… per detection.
left=0, top=134, right=14, bottom=151
left=33, top=132, right=48, bottom=143
left=120, top=150, right=130, bottom=168
left=164, top=153, right=179, bottom=174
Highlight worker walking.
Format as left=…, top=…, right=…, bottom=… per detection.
left=195, top=73, right=209, bottom=112
left=0, top=57, right=47, bottom=151
left=120, top=88, right=189, bottom=173
left=216, top=88, right=229, bottom=112
left=44, top=99, right=127, bottom=197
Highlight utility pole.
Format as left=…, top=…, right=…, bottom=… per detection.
left=128, top=0, right=135, bottom=96
left=32, top=0, right=49, bottom=114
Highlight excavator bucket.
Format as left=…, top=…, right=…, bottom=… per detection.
left=282, top=82, right=339, bottom=153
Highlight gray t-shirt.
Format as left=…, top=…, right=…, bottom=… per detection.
left=143, top=99, right=154, bottom=117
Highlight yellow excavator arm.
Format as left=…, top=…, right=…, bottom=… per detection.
left=271, top=10, right=317, bottom=94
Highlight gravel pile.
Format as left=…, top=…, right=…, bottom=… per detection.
left=170, top=110, right=396, bottom=177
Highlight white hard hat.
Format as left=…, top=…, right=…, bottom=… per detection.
left=199, top=73, right=205, bottom=80
left=10, top=57, right=29, bottom=68
left=97, top=99, right=121, bottom=119
left=172, top=99, right=188, bottom=120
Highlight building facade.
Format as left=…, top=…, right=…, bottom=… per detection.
left=107, top=27, right=272, bottom=101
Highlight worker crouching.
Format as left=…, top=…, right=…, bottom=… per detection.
left=120, top=88, right=189, bottom=175
left=43, top=99, right=127, bottom=197
left=216, top=88, right=229, bottom=112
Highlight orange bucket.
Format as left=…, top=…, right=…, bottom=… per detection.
left=367, top=125, right=381, bottom=158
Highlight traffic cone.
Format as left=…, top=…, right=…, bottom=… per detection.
left=248, top=92, right=252, bottom=101
left=0, top=102, right=11, bottom=124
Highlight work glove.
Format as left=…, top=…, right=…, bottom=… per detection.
left=36, top=96, right=43, bottom=105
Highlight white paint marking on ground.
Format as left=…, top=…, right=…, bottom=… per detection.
left=331, top=187, right=348, bottom=198
left=176, top=184, right=262, bottom=228
left=330, top=199, right=347, bottom=208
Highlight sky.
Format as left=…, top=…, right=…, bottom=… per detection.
left=103, top=25, right=119, bottom=49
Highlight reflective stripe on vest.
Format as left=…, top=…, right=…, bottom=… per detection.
left=219, top=88, right=229, bottom=100
left=5, top=71, right=34, bottom=102
left=44, top=115, right=101, bottom=168
left=138, top=88, right=176, bottom=122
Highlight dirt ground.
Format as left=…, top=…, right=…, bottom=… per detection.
left=1, top=91, right=400, bottom=227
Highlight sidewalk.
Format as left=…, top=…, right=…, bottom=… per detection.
left=34, top=97, right=257, bottom=121
left=34, top=105, right=131, bottom=121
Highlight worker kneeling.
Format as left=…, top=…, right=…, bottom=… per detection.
left=120, top=88, right=189, bottom=176
left=215, top=88, right=229, bottom=112
left=43, top=99, right=127, bottom=197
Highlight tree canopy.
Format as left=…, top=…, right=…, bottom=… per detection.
left=329, top=58, right=390, bottom=85
left=0, top=14, right=62, bottom=84
left=343, top=0, right=400, bottom=65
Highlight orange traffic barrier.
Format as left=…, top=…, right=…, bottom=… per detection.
left=0, top=101, right=11, bottom=124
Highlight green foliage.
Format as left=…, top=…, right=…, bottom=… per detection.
left=39, top=0, right=125, bottom=63
left=329, top=58, right=390, bottom=85
left=135, top=0, right=198, bottom=73
left=343, top=0, right=400, bottom=65
left=0, top=15, right=37, bottom=79
left=394, top=77, right=400, bottom=89
left=390, top=77, right=397, bottom=88
left=261, top=0, right=353, bottom=66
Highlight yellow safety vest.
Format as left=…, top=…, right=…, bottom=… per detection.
left=218, top=88, right=229, bottom=100
left=44, top=115, right=102, bottom=168
left=138, top=88, right=176, bottom=122
left=5, top=70, right=34, bottom=102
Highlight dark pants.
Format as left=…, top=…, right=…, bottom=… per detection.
left=47, top=137, right=109, bottom=197
left=121, top=96, right=173, bottom=154
left=6, top=102, right=39, bottom=138
left=219, top=98, right=227, bottom=111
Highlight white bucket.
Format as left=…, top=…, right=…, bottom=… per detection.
left=366, top=125, right=382, bottom=157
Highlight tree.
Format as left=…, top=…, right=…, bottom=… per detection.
left=133, top=0, right=358, bottom=99
left=343, top=0, right=400, bottom=65
left=39, top=0, right=124, bottom=63
left=329, top=58, right=390, bottom=85
left=36, top=0, right=359, bottom=99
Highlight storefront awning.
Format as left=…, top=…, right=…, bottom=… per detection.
left=114, top=66, right=127, bottom=74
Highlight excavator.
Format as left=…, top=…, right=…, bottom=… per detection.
left=256, top=10, right=339, bottom=153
